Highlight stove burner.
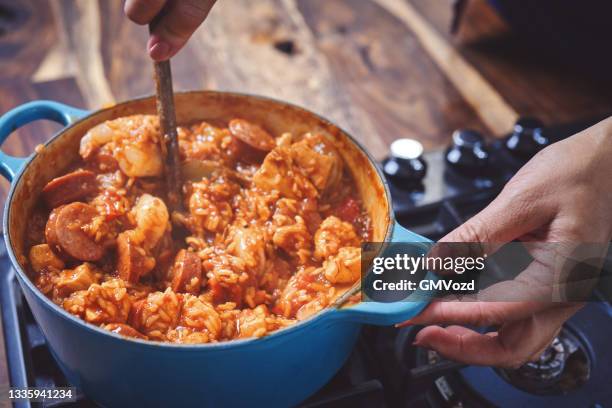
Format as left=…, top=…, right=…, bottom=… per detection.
left=497, top=328, right=591, bottom=395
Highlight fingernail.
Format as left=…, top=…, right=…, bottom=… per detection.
left=412, top=339, right=422, bottom=346
left=149, top=41, right=171, bottom=61
left=395, top=319, right=414, bottom=328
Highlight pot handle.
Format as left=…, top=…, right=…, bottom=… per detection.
left=0, top=101, right=89, bottom=181
left=336, top=222, right=435, bottom=325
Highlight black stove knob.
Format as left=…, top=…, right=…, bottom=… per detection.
left=505, top=117, right=549, bottom=159
left=445, top=129, right=489, bottom=175
left=383, top=138, right=427, bottom=184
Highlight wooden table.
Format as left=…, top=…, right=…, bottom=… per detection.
left=1, top=0, right=611, bottom=404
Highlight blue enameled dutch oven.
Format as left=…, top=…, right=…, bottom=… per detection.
left=0, top=91, right=432, bottom=408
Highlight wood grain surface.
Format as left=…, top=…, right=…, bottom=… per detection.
left=0, top=0, right=612, bottom=400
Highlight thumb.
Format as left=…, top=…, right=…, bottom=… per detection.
left=435, top=184, right=552, bottom=256
left=148, top=0, right=216, bottom=61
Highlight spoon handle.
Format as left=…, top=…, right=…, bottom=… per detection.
left=153, top=59, right=183, bottom=211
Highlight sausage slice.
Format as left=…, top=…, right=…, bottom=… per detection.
left=117, top=232, right=155, bottom=283
left=55, top=203, right=104, bottom=261
left=45, top=205, right=64, bottom=253
left=128, top=299, right=146, bottom=330
left=171, top=249, right=203, bottom=294
left=229, top=119, right=275, bottom=163
left=42, top=170, right=97, bottom=208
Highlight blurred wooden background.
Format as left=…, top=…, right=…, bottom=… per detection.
left=3, top=0, right=612, bottom=163
left=2, top=0, right=612, bottom=402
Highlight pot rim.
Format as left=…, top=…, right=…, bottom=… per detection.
left=3, top=90, right=396, bottom=350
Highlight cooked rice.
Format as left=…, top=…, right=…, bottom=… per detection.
left=28, top=115, right=371, bottom=343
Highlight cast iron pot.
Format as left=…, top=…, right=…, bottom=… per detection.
left=0, top=91, right=432, bottom=408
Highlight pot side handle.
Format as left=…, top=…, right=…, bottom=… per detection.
left=0, top=101, right=89, bottom=181
left=335, top=222, right=435, bottom=325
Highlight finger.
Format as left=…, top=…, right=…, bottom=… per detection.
left=124, top=0, right=167, bottom=25
left=496, top=303, right=582, bottom=367
left=475, top=242, right=603, bottom=303
left=414, top=304, right=582, bottom=367
left=148, top=0, right=216, bottom=61
left=399, top=300, right=553, bottom=327
left=528, top=326, right=561, bottom=362
left=414, top=325, right=514, bottom=366
left=470, top=258, right=556, bottom=302
left=434, top=181, right=553, bottom=256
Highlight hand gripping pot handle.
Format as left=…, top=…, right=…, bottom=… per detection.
left=336, top=221, right=436, bottom=325
left=0, top=101, right=89, bottom=181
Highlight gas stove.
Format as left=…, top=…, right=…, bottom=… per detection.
left=1, top=116, right=611, bottom=408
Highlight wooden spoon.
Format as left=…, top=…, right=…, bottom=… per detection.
left=151, top=54, right=183, bottom=211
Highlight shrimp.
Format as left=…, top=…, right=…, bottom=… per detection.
left=116, top=194, right=168, bottom=284
left=253, top=146, right=318, bottom=199
left=79, top=115, right=164, bottom=178
left=129, top=194, right=170, bottom=250
left=114, top=137, right=163, bottom=177
left=80, top=122, right=114, bottom=159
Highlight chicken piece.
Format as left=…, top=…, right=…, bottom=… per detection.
left=228, top=225, right=266, bottom=274
left=296, top=296, right=327, bottom=321
left=63, top=278, right=131, bottom=324
left=80, top=115, right=163, bottom=177
left=272, top=216, right=312, bottom=263
left=253, top=146, right=317, bottom=199
left=187, top=178, right=237, bottom=233
left=290, top=133, right=342, bottom=195
left=129, top=288, right=181, bottom=340
left=103, top=323, right=148, bottom=340
left=274, top=266, right=331, bottom=318
left=41, top=170, right=98, bottom=208
left=170, top=250, right=203, bottom=294
left=28, top=244, right=65, bottom=273
left=273, top=197, right=322, bottom=234
left=322, top=246, right=361, bottom=284
left=54, top=203, right=105, bottom=261
left=313, top=216, right=359, bottom=260
left=117, top=232, right=156, bottom=284
left=180, top=294, right=222, bottom=338
left=237, top=305, right=269, bottom=338
left=55, top=263, right=100, bottom=298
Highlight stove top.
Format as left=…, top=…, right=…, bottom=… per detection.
left=2, top=116, right=611, bottom=408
